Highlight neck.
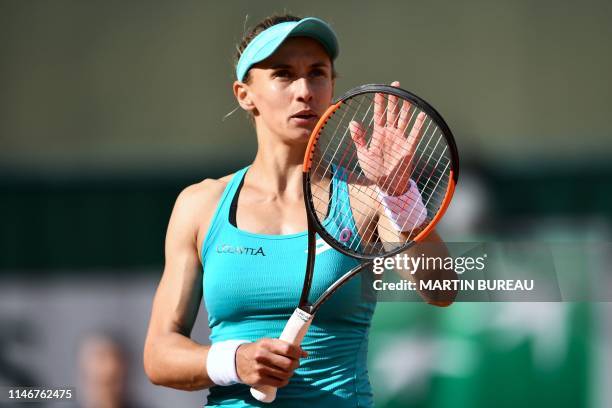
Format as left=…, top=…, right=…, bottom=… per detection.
left=248, top=128, right=308, bottom=196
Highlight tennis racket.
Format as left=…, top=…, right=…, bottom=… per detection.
left=250, top=84, right=459, bottom=402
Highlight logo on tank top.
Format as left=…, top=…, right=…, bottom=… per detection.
left=216, top=244, right=266, bottom=256
left=306, top=237, right=333, bottom=255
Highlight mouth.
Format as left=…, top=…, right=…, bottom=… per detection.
left=290, top=110, right=319, bottom=123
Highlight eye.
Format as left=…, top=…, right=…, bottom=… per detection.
left=310, top=68, right=327, bottom=78
left=273, top=69, right=291, bottom=79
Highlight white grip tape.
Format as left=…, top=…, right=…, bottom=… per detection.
left=250, top=308, right=313, bottom=403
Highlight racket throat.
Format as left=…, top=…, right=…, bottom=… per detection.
left=298, top=304, right=315, bottom=315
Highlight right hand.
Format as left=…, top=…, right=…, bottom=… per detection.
left=235, top=338, right=308, bottom=388
left=349, top=80, right=426, bottom=196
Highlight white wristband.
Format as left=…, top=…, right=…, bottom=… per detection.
left=377, top=180, right=427, bottom=232
left=206, top=340, right=250, bottom=386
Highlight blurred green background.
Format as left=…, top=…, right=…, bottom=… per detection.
left=0, top=1, right=610, bottom=407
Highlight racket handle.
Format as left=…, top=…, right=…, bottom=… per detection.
left=250, top=308, right=313, bottom=403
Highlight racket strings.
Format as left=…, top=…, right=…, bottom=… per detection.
left=315, top=98, right=420, bottom=175
left=314, top=102, right=448, bottom=253
left=334, top=98, right=450, bottom=207
left=315, top=95, right=450, bottom=201
left=314, top=137, right=451, bottom=204
left=316, top=131, right=450, bottom=246
left=330, top=101, right=449, bottom=215
left=314, top=94, right=420, bottom=221
left=310, top=165, right=447, bottom=230
left=406, top=159, right=451, bottom=237
left=309, top=92, right=452, bottom=256
left=312, top=154, right=450, bottom=215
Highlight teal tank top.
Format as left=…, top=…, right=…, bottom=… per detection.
left=201, top=166, right=377, bottom=407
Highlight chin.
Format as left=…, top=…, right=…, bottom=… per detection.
left=298, top=127, right=314, bottom=139
left=287, top=124, right=314, bottom=137
left=285, top=129, right=312, bottom=145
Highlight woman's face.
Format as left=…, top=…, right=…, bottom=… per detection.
left=240, top=37, right=334, bottom=143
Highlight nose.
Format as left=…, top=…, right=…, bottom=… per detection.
left=293, top=77, right=314, bottom=103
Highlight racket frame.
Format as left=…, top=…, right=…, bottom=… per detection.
left=300, top=84, right=459, bottom=313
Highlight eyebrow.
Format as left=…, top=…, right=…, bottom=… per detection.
left=270, top=62, right=330, bottom=70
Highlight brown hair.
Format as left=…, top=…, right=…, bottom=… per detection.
left=235, top=13, right=337, bottom=83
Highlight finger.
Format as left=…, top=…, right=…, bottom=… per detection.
left=387, top=94, right=400, bottom=128
left=256, top=370, right=291, bottom=388
left=349, top=121, right=367, bottom=149
left=387, top=81, right=401, bottom=127
left=397, top=99, right=413, bottom=133
left=255, top=349, right=298, bottom=371
left=408, top=111, right=427, bottom=144
left=369, top=124, right=385, bottom=155
left=271, top=353, right=299, bottom=372
left=373, top=92, right=385, bottom=127
left=269, top=340, right=305, bottom=361
left=283, top=343, right=307, bottom=361
left=261, top=363, right=293, bottom=379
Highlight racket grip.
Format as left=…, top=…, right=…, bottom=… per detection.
left=250, top=308, right=313, bottom=403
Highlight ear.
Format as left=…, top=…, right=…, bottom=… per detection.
left=233, top=81, right=255, bottom=112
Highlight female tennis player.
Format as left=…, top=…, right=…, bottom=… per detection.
left=144, top=14, right=455, bottom=407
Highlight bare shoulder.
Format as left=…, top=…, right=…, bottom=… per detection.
left=178, top=174, right=232, bottom=209
left=169, top=173, right=236, bottom=256
left=172, top=174, right=233, bottom=224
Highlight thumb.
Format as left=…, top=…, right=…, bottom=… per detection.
left=349, top=120, right=367, bottom=149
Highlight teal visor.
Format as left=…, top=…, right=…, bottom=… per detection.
left=236, top=17, right=339, bottom=82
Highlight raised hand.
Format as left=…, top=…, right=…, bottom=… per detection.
left=349, top=81, right=426, bottom=196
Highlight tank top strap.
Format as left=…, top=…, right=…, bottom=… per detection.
left=330, top=164, right=361, bottom=251
left=201, top=165, right=250, bottom=262
left=330, top=165, right=356, bottom=228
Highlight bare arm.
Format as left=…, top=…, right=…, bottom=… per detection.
left=143, top=183, right=218, bottom=390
